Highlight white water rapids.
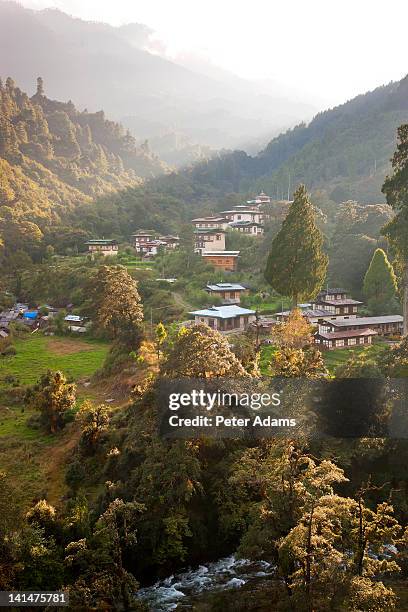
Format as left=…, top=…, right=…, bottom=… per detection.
left=136, top=555, right=275, bottom=611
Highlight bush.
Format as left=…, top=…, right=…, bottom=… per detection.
left=65, top=460, right=87, bottom=492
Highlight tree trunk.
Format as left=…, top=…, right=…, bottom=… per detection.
left=403, top=262, right=408, bottom=336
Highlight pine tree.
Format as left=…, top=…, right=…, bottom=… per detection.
left=36, top=76, right=44, bottom=96
left=382, top=124, right=408, bottom=334
left=363, top=248, right=398, bottom=314
left=264, top=185, right=328, bottom=305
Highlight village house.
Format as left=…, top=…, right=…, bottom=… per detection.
left=228, top=220, right=264, bottom=235
left=133, top=231, right=179, bottom=256
left=311, top=288, right=362, bottom=319
left=85, top=239, right=119, bottom=256
left=159, top=235, right=180, bottom=250
left=64, top=314, right=88, bottom=333
left=276, top=304, right=329, bottom=325
left=191, top=216, right=229, bottom=230
left=314, top=328, right=378, bottom=350
left=318, top=315, right=404, bottom=337
left=246, top=191, right=271, bottom=205
left=189, top=304, right=256, bottom=333
left=218, top=205, right=264, bottom=225
left=205, top=283, right=248, bottom=304
left=201, top=250, right=240, bottom=272
left=194, top=228, right=226, bottom=254
left=133, top=230, right=158, bottom=251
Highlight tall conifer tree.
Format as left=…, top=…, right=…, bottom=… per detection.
left=382, top=124, right=408, bottom=334
left=264, top=184, right=327, bottom=305
left=363, top=248, right=398, bottom=315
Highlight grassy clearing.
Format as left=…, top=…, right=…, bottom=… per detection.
left=0, top=334, right=110, bottom=385
left=0, top=333, right=112, bottom=507
left=323, top=340, right=389, bottom=374
left=260, top=339, right=389, bottom=375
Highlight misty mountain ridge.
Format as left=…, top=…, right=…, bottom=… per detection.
left=170, top=74, right=408, bottom=203
left=0, top=1, right=316, bottom=165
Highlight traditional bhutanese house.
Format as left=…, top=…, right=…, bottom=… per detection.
left=311, top=288, right=363, bottom=319
left=85, top=239, right=119, bottom=256
left=219, top=206, right=264, bottom=225
left=191, top=216, right=229, bottom=230
left=205, top=283, right=248, bottom=304
left=132, top=230, right=158, bottom=252
left=194, top=228, right=226, bottom=254
left=201, top=250, right=240, bottom=272
left=246, top=191, right=271, bottom=205
left=137, top=240, right=167, bottom=257
left=314, top=328, right=378, bottom=350
left=318, top=315, right=404, bottom=336
left=189, top=305, right=256, bottom=333
left=159, top=235, right=180, bottom=250
left=276, top=306, right=329, bottom=325
left=228, top=220, right=264, bottom=236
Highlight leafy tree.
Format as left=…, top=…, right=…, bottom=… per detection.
left=378, top=336, right=408, bottom=377
left=155, top=321, right=167, bottom=361
left=76, top=401, right=110, bottom=452
left=265, top=185, right=328, bottom=305
left=89, top=265, right=143, bottom=349
left=271, top=346, right=327, bottom=379
left=382, top=124, right=408, bottom=334
left=363, top=248, right=399, bottom=314
left=65, top=499, right=144, bottom=609
left=271, top=308, right=313, bottom=349
left=25, top=370, right=76, bottom=433
left=162, top=324, right=248, bottom=378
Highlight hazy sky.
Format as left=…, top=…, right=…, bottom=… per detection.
left=21, top=0, right=408, bottom=108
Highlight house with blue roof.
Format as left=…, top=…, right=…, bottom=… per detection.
left=189, top=305, right=256, bottom=333
left=205, top=283, right=248, bottom=304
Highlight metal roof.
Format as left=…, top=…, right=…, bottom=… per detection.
left=189, top=305, right=255, bottom=319
left=317, top=328, right=378, bottom=340
left=323, top=315, right=403, bottom=327
left=201, top=250, right=240, bottom=256
left=85, top=239, right=117, bottom=245
left=194, top=228, right=226, bottom=234
left=317, top=298, right=363, bottom=306
left=206, top=283, right=246, bottom=291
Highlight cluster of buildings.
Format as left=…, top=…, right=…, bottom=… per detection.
left=84, top=191, right=273, bottom=272
left=276, top=288, right=403, bottom=350
left=85, top=234, right=181, bottom=258
left=0, top=303, right=88, bottom=337
left=188, top=286, right=403, bottom=348
left=191, top=191, right=272, bottom=272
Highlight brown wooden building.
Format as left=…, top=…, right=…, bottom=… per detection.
left=315, top=328, right=377, bottom=350
left=201, top=250, right=239, bottom=272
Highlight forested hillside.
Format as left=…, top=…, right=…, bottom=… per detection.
left=0, top=77, right=166, bottom=258
left=163, top=75, right=408, bottom=202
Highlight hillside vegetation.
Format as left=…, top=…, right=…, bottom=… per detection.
left=0, top=76, right=166, bottom=252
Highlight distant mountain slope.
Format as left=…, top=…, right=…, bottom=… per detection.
left=174, top=75, right=408, bottom=202
left=0, top=1, right=315, bottom=156
left=0, top=76, right=165, bottom=234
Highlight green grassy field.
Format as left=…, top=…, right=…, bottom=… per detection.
left=260, top=340, right=389, bottom=375
left=0, top=334, right=110, bottom=386
left=0, top=333, right=111, bottom=506
left=322, top=340, right=389, bottom=374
